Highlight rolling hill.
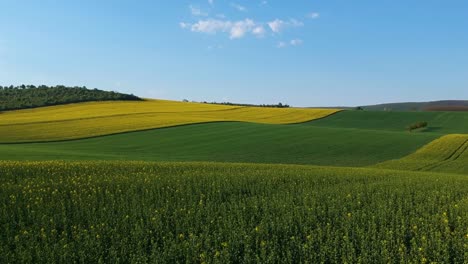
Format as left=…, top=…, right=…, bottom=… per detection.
left=360, top=100, right=468, bottom=111
left=374, top=134, right=468, bottom=174
left=1, top=94, right=468, bottom=262
left=0, top=100, right=339, bottom=143
left=0, top=122, right=438, bottom=166
left=0, top=85, right=141, bottom=111
left=1, top=100, right=468, bottom=167
left=305, top=110, right=468, bottom=134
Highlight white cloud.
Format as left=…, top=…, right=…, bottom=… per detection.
left=190, top=19, right=232, bottom=34
left=289, top=19, right=304, bottom=27
left=182, top=9, right=305, bottom=41
left=187, top=19, right=260, bottom=39
left=268, top=19, right=303, bottom=33
left=179, top=22, right=191, bottom=29
left=290, top=39, right=303, bottom=46
left=190, top=5, right=208, bottom=16
left=276, top=39, right=303, bottom=48
left=252, top=26, right=266, bottom=37
left=276, top=41, right=287, bottom=48
left=268, top=19, right=284, bottom=33
left=308, top=12, right=320, bottom=19
left=230, top=19, right=255, bottom=39
left=208, top=0, right=214, bottom=5
left=231, top=3, right=247, bottom=12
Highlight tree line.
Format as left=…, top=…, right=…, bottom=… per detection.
left=183, top=99, right=290, bottom=108
left=0, top=85, right=141, bottom=111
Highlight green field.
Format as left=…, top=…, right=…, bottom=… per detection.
left=2, top=110, right=468, bottom=168
left=0, top=122, right=438, bottom=166
left=306, top=110, right=468, bottom=134
left=2, top=161, right=468, bottom=263
left=2, top=105, right=468, bottom=263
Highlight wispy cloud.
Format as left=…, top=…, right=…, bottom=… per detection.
left=181, top=3, right=307, bottom=42
left=231, top=3, right=247, bottom=12
left=184, top=19, right=263, bottom=39
left=290, top=39, right=303, bottom=46
left=268, top=19, right=303, bottom=33
left=179, top=22, right=191, bottom=29
left=276, top=41, right=287, bottom=48
left=182, top=17, right=304, bottom=40
left=276, top=39, right=303, bottom=48
left=308, top=12, right=320, bottom=19
left=190, top=5, right=208, bottom=16
left=252, top=26, right=266, bottom=37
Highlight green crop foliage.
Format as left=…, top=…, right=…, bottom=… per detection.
left=0, top=122, right=438, bottom=166
left=374, top=134, right=468, bottom=174
left=1, top=161, right=467, bottom=263
left=306, top=110, right=468, bottom=134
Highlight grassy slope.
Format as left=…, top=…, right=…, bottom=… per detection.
left=0, top=122, right=437, bottom=167
left=305, top=110, right=468, bottom=134
left=1, top=107, right=467, bottom=167
left=374, top=134, right=468, bottom=174
left=0, top=100, right=339, bottom=143
left=2, top=161, right=468, bottom=263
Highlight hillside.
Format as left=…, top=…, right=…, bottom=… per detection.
left=2, top=103, right=468, bottom=165
left=0, top=85, right=141, bottom=111
left=0, top=100, right=339, bottom=143
left=0, top=122, right=437, bottom=166
left=305, top=110, right=468, bottom=134
left=360, top=100, right=468, bottom=111
left=374, top=134, right=468, bottom=174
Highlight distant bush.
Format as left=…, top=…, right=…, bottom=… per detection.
left=407, top=121, right=428, bottom=132
left=0, top=85, right=142, bottom=111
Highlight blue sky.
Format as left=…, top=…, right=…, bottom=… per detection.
left=0, top=0, right=467, bottom=106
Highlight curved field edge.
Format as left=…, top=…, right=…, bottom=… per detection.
left=0, top=100, right=340, bottom=143
left=0, top=122, right=438, bottom=167
left=2, top=161, right=468, bottom=263
left=373, top=134, right=468, bottom=174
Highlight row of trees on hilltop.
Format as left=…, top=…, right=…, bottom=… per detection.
left=0, top=85, right=142, bottom=111
left=183, top=99, right=290, bottom=108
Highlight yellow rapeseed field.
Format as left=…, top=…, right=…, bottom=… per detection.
left=0, top=100, right=339, bottom=142
left=374, top=134, right=468, bottom=174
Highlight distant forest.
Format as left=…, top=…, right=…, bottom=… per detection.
left=0, top=85, right=142, bottom=111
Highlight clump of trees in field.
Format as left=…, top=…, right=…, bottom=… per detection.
left=407, top=121, right=428, bottom=132
left=0, top=85, right=141, bottom=111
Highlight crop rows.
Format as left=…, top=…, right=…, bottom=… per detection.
left=375, top=134, right=468, bottom=174
left=1, top=161, right=467, bottom=263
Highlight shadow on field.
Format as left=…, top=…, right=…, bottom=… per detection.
left=422, top=126, right=443, bottom=133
